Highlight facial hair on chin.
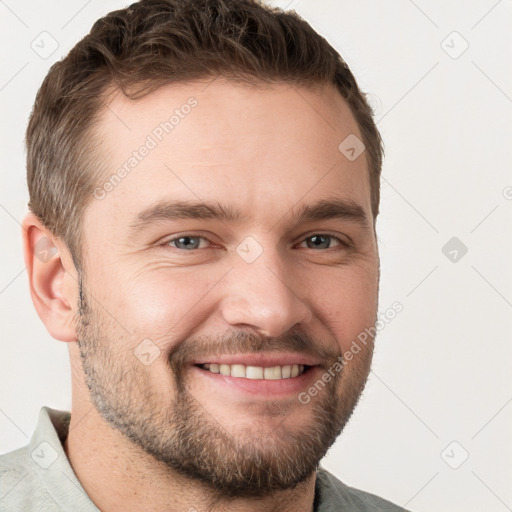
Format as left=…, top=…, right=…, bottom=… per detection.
left=75, top=273, right=374, bottom=499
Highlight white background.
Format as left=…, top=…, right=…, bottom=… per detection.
left=1, top=1, right=511, bottom=510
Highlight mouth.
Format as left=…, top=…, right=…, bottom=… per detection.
left=190, top=354, right=323, bottom=398
left=195, top=363, right=311, bottom=379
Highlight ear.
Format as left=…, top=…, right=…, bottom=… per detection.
left=21, top=212, right=79, bottom=342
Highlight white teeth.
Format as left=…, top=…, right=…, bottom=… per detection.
left=201, top=363, right=305, bottom=379
left=264, top=366, right=282, bottom=380
left=219, top=364, right=231, bottom=376
left=230, top=364, right=246, bottom=378
left=246, top=366, right=264, bottom=379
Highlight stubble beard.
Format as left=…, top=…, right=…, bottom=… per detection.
left=75, top=273, right=374, bottom=499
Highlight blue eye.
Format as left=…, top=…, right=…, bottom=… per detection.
left=167, top=236, right=208, bottom=250
left=299, top=234, right=348, bottom=250
left=163, top=233, right=350, bottom=252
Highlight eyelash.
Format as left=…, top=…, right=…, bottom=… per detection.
left=162, top=233, right=352, bottom=252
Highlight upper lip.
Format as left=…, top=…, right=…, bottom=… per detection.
left=191, top=353, right=322, bottom=367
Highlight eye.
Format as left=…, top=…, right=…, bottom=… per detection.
left=161, top=233, right=351, bottom=253
left=166, top=235, right=211, bottom=251
left=298, top=234, right=350, bottom=250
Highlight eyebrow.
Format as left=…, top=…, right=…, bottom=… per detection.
left=129, top=197, right=372, bottom=234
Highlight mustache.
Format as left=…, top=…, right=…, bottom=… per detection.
left=168, top=328, right=341, bottom=376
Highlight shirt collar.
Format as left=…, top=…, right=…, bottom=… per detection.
left=28, top=406, right=98, bottom=511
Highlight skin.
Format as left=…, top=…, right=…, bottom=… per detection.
left=22, top=78, right=380, bottom=512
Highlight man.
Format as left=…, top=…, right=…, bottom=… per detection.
left=0, top=0, right=408, bottom=510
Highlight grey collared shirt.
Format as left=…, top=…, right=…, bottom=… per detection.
left=0, top=407, right=409, bottom=511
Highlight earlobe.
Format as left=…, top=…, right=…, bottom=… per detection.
left=22, top=212, right=79, bottom=342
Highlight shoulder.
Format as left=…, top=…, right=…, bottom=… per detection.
left=315, top=467, right=410, bottom=512
left=0, top=443, right=62, bottom=511
left=0, top=406, right=96, bottom=511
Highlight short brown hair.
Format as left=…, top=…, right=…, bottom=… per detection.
left=26, top=0, right=383, bottom=271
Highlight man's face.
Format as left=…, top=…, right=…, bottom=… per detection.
left=76, top=79, right=379, bottom=497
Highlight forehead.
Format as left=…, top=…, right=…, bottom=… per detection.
left=85, top=79, right=371, bottom=241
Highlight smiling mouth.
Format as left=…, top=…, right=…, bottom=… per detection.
left=195, top=363, right=312, bottom=379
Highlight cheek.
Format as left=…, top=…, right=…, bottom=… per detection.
left=115, top=268, right=221, bottom=345
left=309, top=265, right=378, bottom=353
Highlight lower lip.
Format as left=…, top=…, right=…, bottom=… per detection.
left=190, top=365, right=322, bottom=398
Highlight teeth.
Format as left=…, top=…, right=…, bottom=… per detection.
left=219, top=364, right=231, bottom=376
left=201, top=363, right=306, bottom=379
left=246, top=366, right=264, bottom=379
left=231, top=364, right=246, bottom=378
left=264, top=366, right=282, bottom=380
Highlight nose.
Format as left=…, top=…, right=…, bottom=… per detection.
left=219, top=250, right=313, bottom=338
